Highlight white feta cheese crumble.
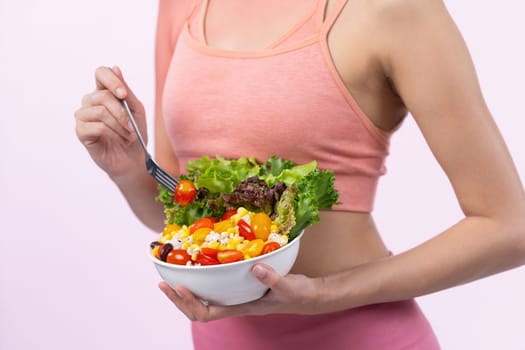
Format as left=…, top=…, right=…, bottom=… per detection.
left=169, top=232, right=186, bottom=249
left=205, top=231, right=221, bottom=243
left=267, top=232, right=287, bottom=246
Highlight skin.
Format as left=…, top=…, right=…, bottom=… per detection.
left=75, top=0, right=525, bottom=322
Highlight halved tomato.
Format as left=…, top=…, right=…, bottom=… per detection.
left=200, top=247, right=219, bottom=259
left=221, top=209, right=237, bottom=220
left=261, top=242, right=281, bottom=255
left=244, top=239, right=264, bottom=258
left=166, top=249, right=191, bottom=265
left=217, top=250, right=243, bottom=264
left=237, top=219, right=256, bottom=241
left=189, top=217, right=215, bottom=234
left=195, top=253, right=220, bottom=266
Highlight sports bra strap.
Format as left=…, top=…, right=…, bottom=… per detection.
left=194, top=0, right=331, bottom=50
left=320, top=0, right=349, bottom=33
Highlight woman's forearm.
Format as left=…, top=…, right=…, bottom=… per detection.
left=319, top=214, right=525, bottom=312
left=112, top=167, right=166, bottom=232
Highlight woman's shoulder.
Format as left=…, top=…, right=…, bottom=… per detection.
left=342, top=0, right=455, bottom=59
left=157, top=0, right=199, bottom=21
left=366, top=0, right=445, bottom=14
left=364, top=0, right=450, bottom=28
left=156, top=0, right=200, bottom=51
left=335, top=0, right=451, bottom=41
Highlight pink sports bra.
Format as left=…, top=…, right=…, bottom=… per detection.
left=156, top=0, right=394, bottom=212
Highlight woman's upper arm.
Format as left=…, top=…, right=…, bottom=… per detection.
left=376, top=0, right=525, bottom=219
left=154, top=0, right=196, bottom=176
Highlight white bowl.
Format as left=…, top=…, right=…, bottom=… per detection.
left=151, top=230, right=304, bottom=306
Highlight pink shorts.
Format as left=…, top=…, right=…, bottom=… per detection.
left=192, top=299, right=440, bottom=349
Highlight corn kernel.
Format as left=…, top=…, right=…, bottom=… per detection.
left=237, top=207, right=248, bottom=217
left=209, top=241, right=219, bottom=249
left=270, top=224, right=278, bottom=232
left=227, top=227, right=236, bottom=234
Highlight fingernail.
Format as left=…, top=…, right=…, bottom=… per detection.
left=253, top=265, right=267, bottom=279
left=116, top=87, right=125, bottom=98
left=175, top=288, right=184, bottom=299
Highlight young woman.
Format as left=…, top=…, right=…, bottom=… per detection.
left=75, top=0, right=525, bottom=348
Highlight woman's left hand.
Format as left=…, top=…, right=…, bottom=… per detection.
left=158, top=263, right=323, bottom=322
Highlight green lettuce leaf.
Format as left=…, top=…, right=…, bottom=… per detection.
left=186, top=156, right=260, bottom=193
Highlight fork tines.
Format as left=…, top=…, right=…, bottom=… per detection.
left=146, top=158, right=178, bottom=192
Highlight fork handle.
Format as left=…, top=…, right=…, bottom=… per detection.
left=121, top=100, right=150, bottom=157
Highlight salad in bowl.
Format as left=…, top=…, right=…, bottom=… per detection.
left=150, top=155, right=339, bottom=305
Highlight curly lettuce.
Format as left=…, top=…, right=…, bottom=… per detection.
left=276, top=169, right=340, bottom=240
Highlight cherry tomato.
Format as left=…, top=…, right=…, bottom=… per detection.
left=162, top=224, right=181, bottom=236
left=166, top=249, right=191, bottom=265
left=251, top=212, right=272, bottom=240
left=174, top=180, right=196, bottom=206
left=192, top=227, right=212, bottom=243
left=195, top=253, right=220, bottom=266
left=237, top=219, right=256, bottom=241
left=245, top=239, right=264, bottom=258
left=189, top=217, right=215, bottom=234
left=201, top=247, right=219, bottom=259
left=213, top=219, right=231, bottom=233
left=217, top=250, right=243, bottom=264
left=207, top=216, right=219, bottom=223
left=221, top=209, right=237, bottom=220
left=261, top=241, right=281, bottom=255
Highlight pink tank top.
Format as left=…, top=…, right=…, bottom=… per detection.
left=159, top=0, right=393, bottom=213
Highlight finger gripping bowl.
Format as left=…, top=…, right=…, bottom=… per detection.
left=151, top=231, right=304, bottom=306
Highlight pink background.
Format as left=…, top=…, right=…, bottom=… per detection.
left=1, top=1, right=524, bottom=349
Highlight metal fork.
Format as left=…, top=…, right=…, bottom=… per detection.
left=121, top=100, right=178, bottom=192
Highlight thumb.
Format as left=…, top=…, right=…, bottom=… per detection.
left=252, top=263, right=282, bottom=289
left=110, top=66, right=141, bottom=111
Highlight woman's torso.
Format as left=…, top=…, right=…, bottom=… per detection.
left=159, top=1, right=442, bottom=348
left=162, top=0, right=408, bottom=277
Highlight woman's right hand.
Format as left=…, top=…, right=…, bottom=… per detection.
left=75, top=66, right=148, bottom=181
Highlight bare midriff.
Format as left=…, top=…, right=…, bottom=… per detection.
left=291, top=211, right=389, bottom=277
